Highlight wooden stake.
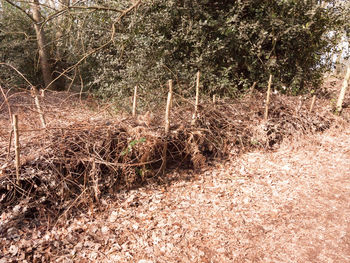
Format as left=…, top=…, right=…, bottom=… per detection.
left=7, top=130, right=13, bottom=160
left=31, top=86, right=46, bottom=128
left=164, top=90, right=172, bottom=134
left=195, top=71, right=200, bottom=115
left=336, top=65, right=350, bottom=114
left=13, top=114, right=20, bottom=183
left=213, top=94, right=216, bottom=104
left=309, top=95, right=316, bottom=113
left=249, top=81, right=257, bottom=97
left=264, top=75, right=273, bottom=121
left=161, top=81, right=173, bottom=175
left=0, top=85, right=12, bottom=120
left=132, top=85, right=138, bottom=117
left=0, top=86, right=14, bottom=160
left=168, top=79, right=173, bottom=109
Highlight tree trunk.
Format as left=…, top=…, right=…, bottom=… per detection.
left=31, top=0, right=54, bottom=89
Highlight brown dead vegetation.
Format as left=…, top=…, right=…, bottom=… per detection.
left=0, top=85, right=346, bottom=239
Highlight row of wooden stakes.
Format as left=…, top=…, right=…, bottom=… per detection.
left=7, top=66, right=350, bottom=182
left=132, top=66, right=350, bottom=132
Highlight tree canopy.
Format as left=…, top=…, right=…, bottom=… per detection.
left=0, top=0, right=349, bottom=99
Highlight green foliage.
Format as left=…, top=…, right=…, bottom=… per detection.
left=0, top=0, right=37, bottom=87
left=121, top=137, right=146, bottom=156
left=0, top=0, right=348, bottom=99
left=85, top=0, right=345, bottom=99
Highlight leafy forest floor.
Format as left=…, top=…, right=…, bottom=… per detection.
left=2, top=121, right=349, bottom=263
left=1, top=75, right=350, bottom=262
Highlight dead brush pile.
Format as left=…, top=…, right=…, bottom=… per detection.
left=0, top=91, right=337, bottom=226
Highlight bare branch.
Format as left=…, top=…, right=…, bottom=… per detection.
left=4, top=0, right=36, bottom=23
left=0, top=63, right=34, bottom=87
left=1, top=30, right=32, bottom=40
left=44, top=0, right=143, bottom=90
left=68, top=5, right=123, bottom=13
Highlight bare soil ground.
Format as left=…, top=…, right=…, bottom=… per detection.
left=1, top=122, right=349, bottom=263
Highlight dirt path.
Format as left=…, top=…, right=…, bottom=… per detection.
left=1, top=124, right=350, bottom=262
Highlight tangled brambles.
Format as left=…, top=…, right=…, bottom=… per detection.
left=0, top=92, right=339, bottom=227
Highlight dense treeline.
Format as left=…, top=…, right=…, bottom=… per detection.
left=0, top=0, right=349, bottom=101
